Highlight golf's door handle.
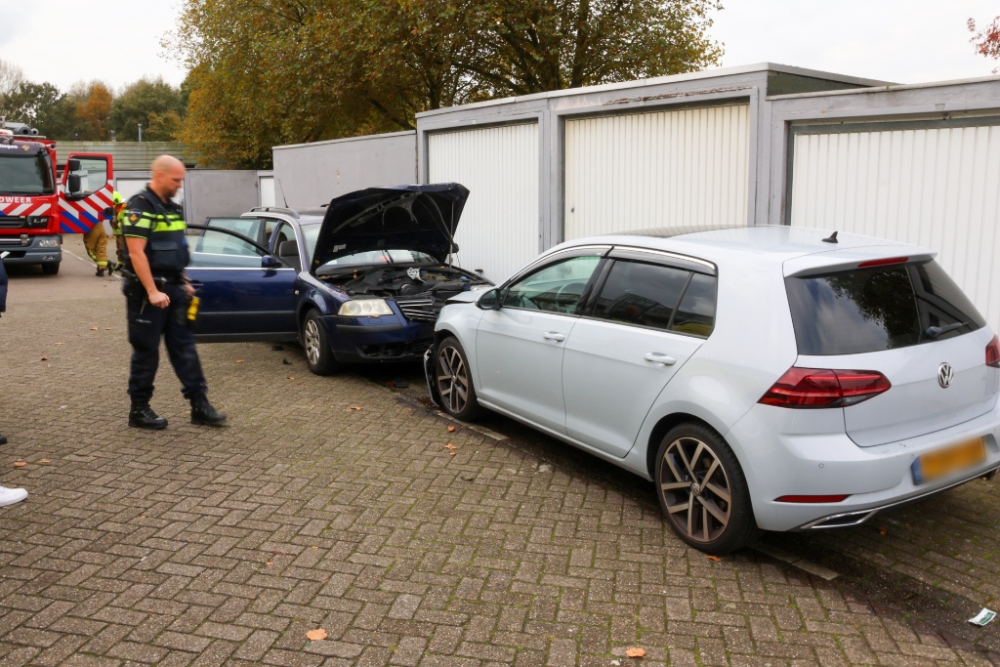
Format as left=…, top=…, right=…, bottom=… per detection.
left=644, top=352, right=676, bottom=367
left=543, top=332, right=566, bottom=342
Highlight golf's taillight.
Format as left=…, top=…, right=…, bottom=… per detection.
left=987, top=335, right=1000, bottom=368
left=759, top=368, right=891, bottom=408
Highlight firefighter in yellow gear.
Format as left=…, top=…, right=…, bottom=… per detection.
left=83, top=210, right=110, bottom=276
left=108, top=191, right=127, bottom=273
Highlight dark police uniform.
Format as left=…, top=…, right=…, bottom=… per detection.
left=121, top=187, right=208, bottom=406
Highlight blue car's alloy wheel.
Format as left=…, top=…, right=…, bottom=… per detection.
left=301, top=310, right=340, bottom=376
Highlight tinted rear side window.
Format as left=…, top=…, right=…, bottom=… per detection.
left=672, top=273, right=718, bottom=337
left=786, top=261, right=985, bottom=356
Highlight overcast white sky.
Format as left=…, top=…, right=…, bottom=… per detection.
left=0, top=0, right=997, bottom=92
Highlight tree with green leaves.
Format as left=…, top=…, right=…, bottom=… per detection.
left=0, top=81, right=89, bottom=139
left=109, top=77, right=186, bottom=141
left=172, top=0, right=722, bottom=168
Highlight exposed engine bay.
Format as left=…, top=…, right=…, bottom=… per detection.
left=318, top=264, right=491, bottom=321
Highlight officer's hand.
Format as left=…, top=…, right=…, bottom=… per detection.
left=148, top=290, right=170, bottom=308
left=183, top=282, right=195, bottom=298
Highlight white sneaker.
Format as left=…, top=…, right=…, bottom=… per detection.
left=0, top=486, right=27, bottom=507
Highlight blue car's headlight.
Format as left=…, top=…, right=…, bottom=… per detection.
left=338, top=298, right=394, bottom=317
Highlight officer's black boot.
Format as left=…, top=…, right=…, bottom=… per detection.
left=129, top=403, right=168, bottom=430
left=190, top=396, right=226, bottom=426
left=0, top=434, right=7, bottom=446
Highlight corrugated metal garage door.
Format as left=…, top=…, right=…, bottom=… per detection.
left=428, top=123, right=539, bottom=282
left=564, top=104, right=751, bottom=239
left=789, top=121, right=1000, bottom=332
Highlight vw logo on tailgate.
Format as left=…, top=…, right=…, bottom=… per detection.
left=938, top=362, right=955, bottom=389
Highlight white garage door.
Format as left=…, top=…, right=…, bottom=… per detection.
left=564, top=104, right=751, bottom=240
left=789, top=121, right=1000, bottom=333
left=428, top=123, right=539, bottom=283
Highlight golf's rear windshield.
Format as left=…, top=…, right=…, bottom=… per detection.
left=785, top=260, right=986, bottom=356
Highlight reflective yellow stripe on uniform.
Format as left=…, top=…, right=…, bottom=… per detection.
left=153, top=217, right=186, bottom=233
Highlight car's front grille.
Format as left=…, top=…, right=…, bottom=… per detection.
left=395, top=297, right=439, bottom=322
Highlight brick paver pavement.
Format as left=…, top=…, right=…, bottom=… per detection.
left=1, top=239, right=998, bottom=667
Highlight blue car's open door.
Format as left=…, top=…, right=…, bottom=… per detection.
left=185, top=224, right=298, bottom=342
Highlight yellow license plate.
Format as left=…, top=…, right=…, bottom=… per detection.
left=912, top=438, right=986, bottom=484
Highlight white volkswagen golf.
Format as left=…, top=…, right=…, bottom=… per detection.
left=425, top=226, right=1000, bottom=553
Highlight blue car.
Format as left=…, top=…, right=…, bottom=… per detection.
left=186, top=184, right=492, bottom=375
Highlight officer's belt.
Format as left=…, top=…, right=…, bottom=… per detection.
left=121, top=269, right=185, bottom=285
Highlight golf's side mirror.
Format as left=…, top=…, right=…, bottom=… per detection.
left=477, top=288, right=501, bottom=310
left=261, top=255, right=282, bottom=269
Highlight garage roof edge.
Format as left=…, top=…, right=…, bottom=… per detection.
left=768, top=74, right=1000, bottom=101
left=273, top=130, right=416, bottom=152
left=415, top=63, right=891, bottom=119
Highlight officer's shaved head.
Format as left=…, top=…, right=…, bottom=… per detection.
left=150, top=155, right=186, bottom=200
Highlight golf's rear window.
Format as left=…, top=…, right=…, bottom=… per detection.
left=785, top=260, right=986, bottom=356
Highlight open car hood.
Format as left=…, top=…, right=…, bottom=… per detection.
left=311, top=184, right=469, bottom=270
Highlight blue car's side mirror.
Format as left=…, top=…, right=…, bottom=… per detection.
left=262, top=255, right=282, bottom=269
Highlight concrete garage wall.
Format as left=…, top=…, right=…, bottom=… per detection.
left=114, top=170, right=259, bottom=223
left=183, top=170, right=261, bottom=225
left=272, top=131, right=417, bottom=209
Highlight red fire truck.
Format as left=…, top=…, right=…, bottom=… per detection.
left=0, top=121, right=114, bottom=275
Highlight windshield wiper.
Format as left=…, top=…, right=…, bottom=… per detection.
left=923, top=322, right=967, bottom=339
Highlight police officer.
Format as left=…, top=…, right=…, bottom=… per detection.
left=121, top=155, right=226, bottom=430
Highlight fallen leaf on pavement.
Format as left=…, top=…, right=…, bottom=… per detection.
left=877, top=527, right=888, bottom=536
left=444, top=444, right=456, bottom=450
left=55, top=342, right=63, bottom=346
left=39, top=459, right=50, bottom=464
left=90, top=327, right=98, bottom=331
left=13, top=462, right=26, bottom=468
left=626, top=648, right=646, bottom=658
left=288, top=377, right=295, bottom=380
left=40, top=356, right=48, bottom=361
left=105, top=328, right=111, bottom=331
left=447, top=425, right=456, bottom=433
left=312, top=546, right=319, bottom=549
left=237, top=360, right=244, bottom=364
left=347, top=406, right=362, bottom=412
left=306, top=629, right=327, bottom=641
left=706, top=555, right=721, bottom=562
left=449, top=452, right=456, bottom=456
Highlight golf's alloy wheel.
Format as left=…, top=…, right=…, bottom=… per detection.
left=659, top=435, right=733, bottom=543
left=304, top=319, right=322, bottom=366
left=437, top=343, right=469, bottom=414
